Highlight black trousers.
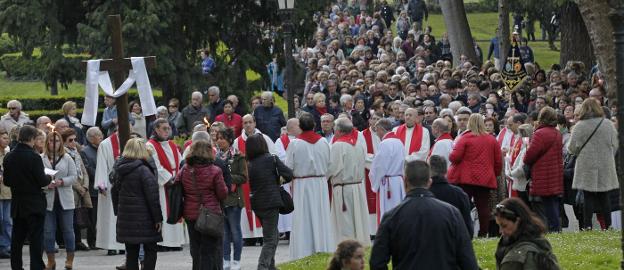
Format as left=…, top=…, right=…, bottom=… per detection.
left=11, top=214, right=45, bottom=270
left=255, top=208, right=279, bottom=270
left=186, top=220, right=223, bottom=270
left=87, top=196, right=98, bottom=247
left=583, top=191, right=611, bottom=230
left=126, top=242, right=157, bottom=270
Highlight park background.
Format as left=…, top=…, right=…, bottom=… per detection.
left=0, top=0, right=620, bottom=269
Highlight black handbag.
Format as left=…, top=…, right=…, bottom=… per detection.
left=166, top=180, right=184, bottom=224
left=273, top=155, right=294, bottom=215
left=74, top=207, right=90, bottom=229
left=190, top=167, right=224, bottom=237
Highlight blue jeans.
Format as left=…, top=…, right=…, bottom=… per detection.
left=0, top=200, right=11, bottom=254
left=223, top=206, right=242, bottom=261
left=44, top=205, right=75, bottom=253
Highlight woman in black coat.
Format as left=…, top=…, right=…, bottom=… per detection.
left=246, top=134, right=293, bottom=270
left=112, top=138, right=163, bottom=270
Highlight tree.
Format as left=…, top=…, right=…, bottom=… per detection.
left=559, top=1, right=594, bottom=72
left=498, top=0, right=510, bottom=70
left=575, top=0, right=617, bottom=99
left=439, top=0, right=477, bottom=67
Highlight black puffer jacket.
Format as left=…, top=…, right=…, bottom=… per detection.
left=112, top=158, right=163, bottom=244
left=248, top=154, right=293, bottom=211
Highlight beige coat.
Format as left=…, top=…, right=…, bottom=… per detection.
left=0, top=148, right=10, bottom=199
left=568, top=117, right=619, bottom=192
left=0, top=112, right=31, bottom=133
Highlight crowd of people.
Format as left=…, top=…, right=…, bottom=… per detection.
left=0, top=0, right=619, bottom=269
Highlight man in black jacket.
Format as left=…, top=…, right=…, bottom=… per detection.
left=80, top=126, right=103, bottom=249
left=428, top=155, right=474, bottom=238
left=370, top=160, right=478, bottom=270
left=3, top=125, right=51, bottom=270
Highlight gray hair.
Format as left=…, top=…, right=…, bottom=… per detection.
left=456, top=106, right=472, bottom=115
left=156, top=106, right=168, bottom=115
left=339, top=94, right=353, bottom=106
left=7, top=100, right=22, bottom=110
left=375, top=118, right=393, bottom=132
left=208, top=86, right=220, bottom=97
left=55, top=118, right=69, bottom=126
left=439, top=108, right=454, bottom=118
left=448, top=101, right=463, bottom=112
left=86, top=127, right=103, bottom=139
left=261, top=91, right=274, bottom=101
left=432, top=118, right=450, bottom=133
left=191, top=91, right=203, bottom=100
left=191, top=131, right=211, bottom=143
left=36, top=116, right=51, bottom=126
left=334, top=117, right=353, bottom=133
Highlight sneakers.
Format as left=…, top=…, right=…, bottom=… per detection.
left=231, top=260, right=241, bottom=270
left=223, top=260, right=230, bottom=270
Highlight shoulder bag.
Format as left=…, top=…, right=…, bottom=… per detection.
left=191, top=167, right=224, bottom=237
left=564, top=118, right=604, bottom=170
left=273, top=155, right=294, bottom=214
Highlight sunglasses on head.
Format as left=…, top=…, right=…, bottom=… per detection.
left=494, top=204, right=517, bottom=218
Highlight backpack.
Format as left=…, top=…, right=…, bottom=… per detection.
left=503, top=241, right=560, bottom=270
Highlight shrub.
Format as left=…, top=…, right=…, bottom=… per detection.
left=0, top=34, right=16, bottom=56
left=0, top=92, right=164, bottom=112
left=0, top=52, right=90, bottom=81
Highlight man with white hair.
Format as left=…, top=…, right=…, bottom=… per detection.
left=254, top=92, right=286, bottom=141
left=227, top=95, right=246, bottom=116
left=340, top=94, right=366, bottom=130
left=80, top=127, right=103, bottom=249
left=361, top=112, right=382, bottom=235
left=233, top=114, right=276, bottom=243
left=393, top=107, right=430, bottom=162
left=429, top=118, right=454, bottom=167
left=36, top=116, right=52, bottom=133
left=319, top=113, right=335, bottom=142
left=207, top=86, right=225, bottom=122
left=274, top=118, right=301, bottom=236
left=0, top=100, right=31, bottom=133
left=327, top=117, right=371, bottom=246
left=178, top=91, right=209, bottom=136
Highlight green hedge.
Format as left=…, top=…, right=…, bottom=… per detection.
left=0, top=108, right=104, bottom=124
left=0, top=92, right=164, bottom=112
left=428, top=1, right=497, bottom=13
left=0, top=52, right=90, bottom=81
left=0, top=35, right=16, bottom=56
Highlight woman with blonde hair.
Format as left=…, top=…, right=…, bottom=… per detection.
left=176, top=139, right=228, bottom=269
left=568, top=98, right=618, bottom=230
left=448, top=113, right=503, bottom=237
left=42, top=131, right=78, bottom=269
left=112, top=138, right=162, bottom=270
left=62, top=101, right=86, bottom=145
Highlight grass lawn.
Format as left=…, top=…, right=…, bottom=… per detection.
left=278, top=230, right=621, bottom=270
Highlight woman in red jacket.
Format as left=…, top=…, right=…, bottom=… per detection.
left=449, top=113, right=503, bottom=237
left=523, top=107, right=563, bottom=232
left=176, top=140, right=228, bottom=270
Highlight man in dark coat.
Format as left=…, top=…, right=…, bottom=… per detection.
left=3, top=125, right=51, bottom=270
left=207, top=86, right=225, bottom=123
left=80, top=126, right=104, bottom=249
left=178, top=91, right=210, bottom=136
left=254, top=91, right=287, bottom=141
left=428, top=155, right=474, bottom=238
left=370, top=160, right=478, bottom=270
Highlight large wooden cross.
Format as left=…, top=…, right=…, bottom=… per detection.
left=81, top=15, right=156, bottom=150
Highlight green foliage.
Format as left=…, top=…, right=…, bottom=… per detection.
left=0, top=34, right=15, bottom=56
left=278, top=231, right=621, bottom=270
left=0, top=92, right=163, bottom=112
left=0, top=52, right=90, bottom=81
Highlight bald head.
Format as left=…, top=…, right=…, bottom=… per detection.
left=286, top=118, right=301, bottom=136
left=432, top=118, right=450, bottom=137
left=242, top=114, right=256, bottom=135
left=404, top=107, right=419, bottom=127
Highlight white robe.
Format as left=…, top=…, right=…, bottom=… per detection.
left=327, top=141, right=371, bottom=246
left=95, top=137, right=125, bottom=250
left=286, top=137, right=334, bottom=260
left=369, top=136, right=406, bottom=225
left=361, top=129, right=380, bottom=234
left=146, top=140, right=186, bottom=247
left=497, top=127, right=515, bottom=151
left=392, top=125, right=430, bottom=162
left=429, top=138, right=453, bottom=168
left=232, top=129, right=276, bottom=238
left=275, top=135, right=294, bottom=233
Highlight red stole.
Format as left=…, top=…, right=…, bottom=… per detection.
left=183, top=140, right=192, bottom=151
left=362, top=128, right=376, bottom=214
left=297, top=130, right=323, bottom=144
left=236, top=134, right=261, bottom=230
left=429, top=133, right=453, bottom=158
left=497, top=127, right=515, bottom=148
left=279, top=134, right=291, bottom=150
left=383, top=131, right=400, bottom=141
left=395, top=124, right=423, bottom=154
left=148, top=139, right=180, bottom=215
left=331, top=128, right=358, bottom=145
left=509, top=137, right=523, bottom=165
left=110, top=133, right=120, bottom=159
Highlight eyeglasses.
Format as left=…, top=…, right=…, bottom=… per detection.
left=7, top=107, right=17, bottom=110
left=68, top=138, right=75, bottom=142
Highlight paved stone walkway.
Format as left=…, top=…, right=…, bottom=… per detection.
left=0, top=241, right=291, bottom=269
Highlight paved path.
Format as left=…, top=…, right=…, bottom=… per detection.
left=0, top=241, right=292, bottom=269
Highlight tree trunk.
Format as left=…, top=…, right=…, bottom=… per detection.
left=498, top=0, right=510, bottom=71
left=439, top=0, right=477, bottom=67
left=576, top=0, right=617, bottom=100
left=50, top=79, right=58, bottom=96
left=559, top=1, right=594, bottom=71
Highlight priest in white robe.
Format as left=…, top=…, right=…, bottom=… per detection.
left=369, top=118, right=406, bottom=225
left=393, top=108, right=430, bottom=162
left=275, top=118, right=301, bottom=234
left=327, top=118, right=371, bottom=246
left=95, top=132, right=125, bottom=251
left=145, top=119, right=186, bottom=247
left=232, top=114, right=276, bottom=240
left=286, top=113, right=333, bottom=260
left=429, top=118, right=454, bottom=168
left=361, top=113, right=382, bottom=235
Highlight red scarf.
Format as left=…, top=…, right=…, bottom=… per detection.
left=332, top=128, right=358, bottom=146
left=363, top=128, right=374, bottom=154
left=316, top=106, right=327, bottom=115
left=110, top=133, right=120, bottom=159
left=235, top=134, right=261, bottom=230
left=279, top=134, right=291, bottom=150
left=148, top=139, right=180, bottom=216
left=395, top=124, right=423, bottom=154
left=297, top=130, right=323, bottom=144
left=362, top=128, right=376, bottom=213
left=383, top=132, right=400, bottom=140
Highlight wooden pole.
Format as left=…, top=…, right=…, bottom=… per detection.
left=108, top=15, right=131, bottom=150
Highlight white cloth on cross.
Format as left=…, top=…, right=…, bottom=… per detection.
left=82, top=57, right=157, bottom=126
